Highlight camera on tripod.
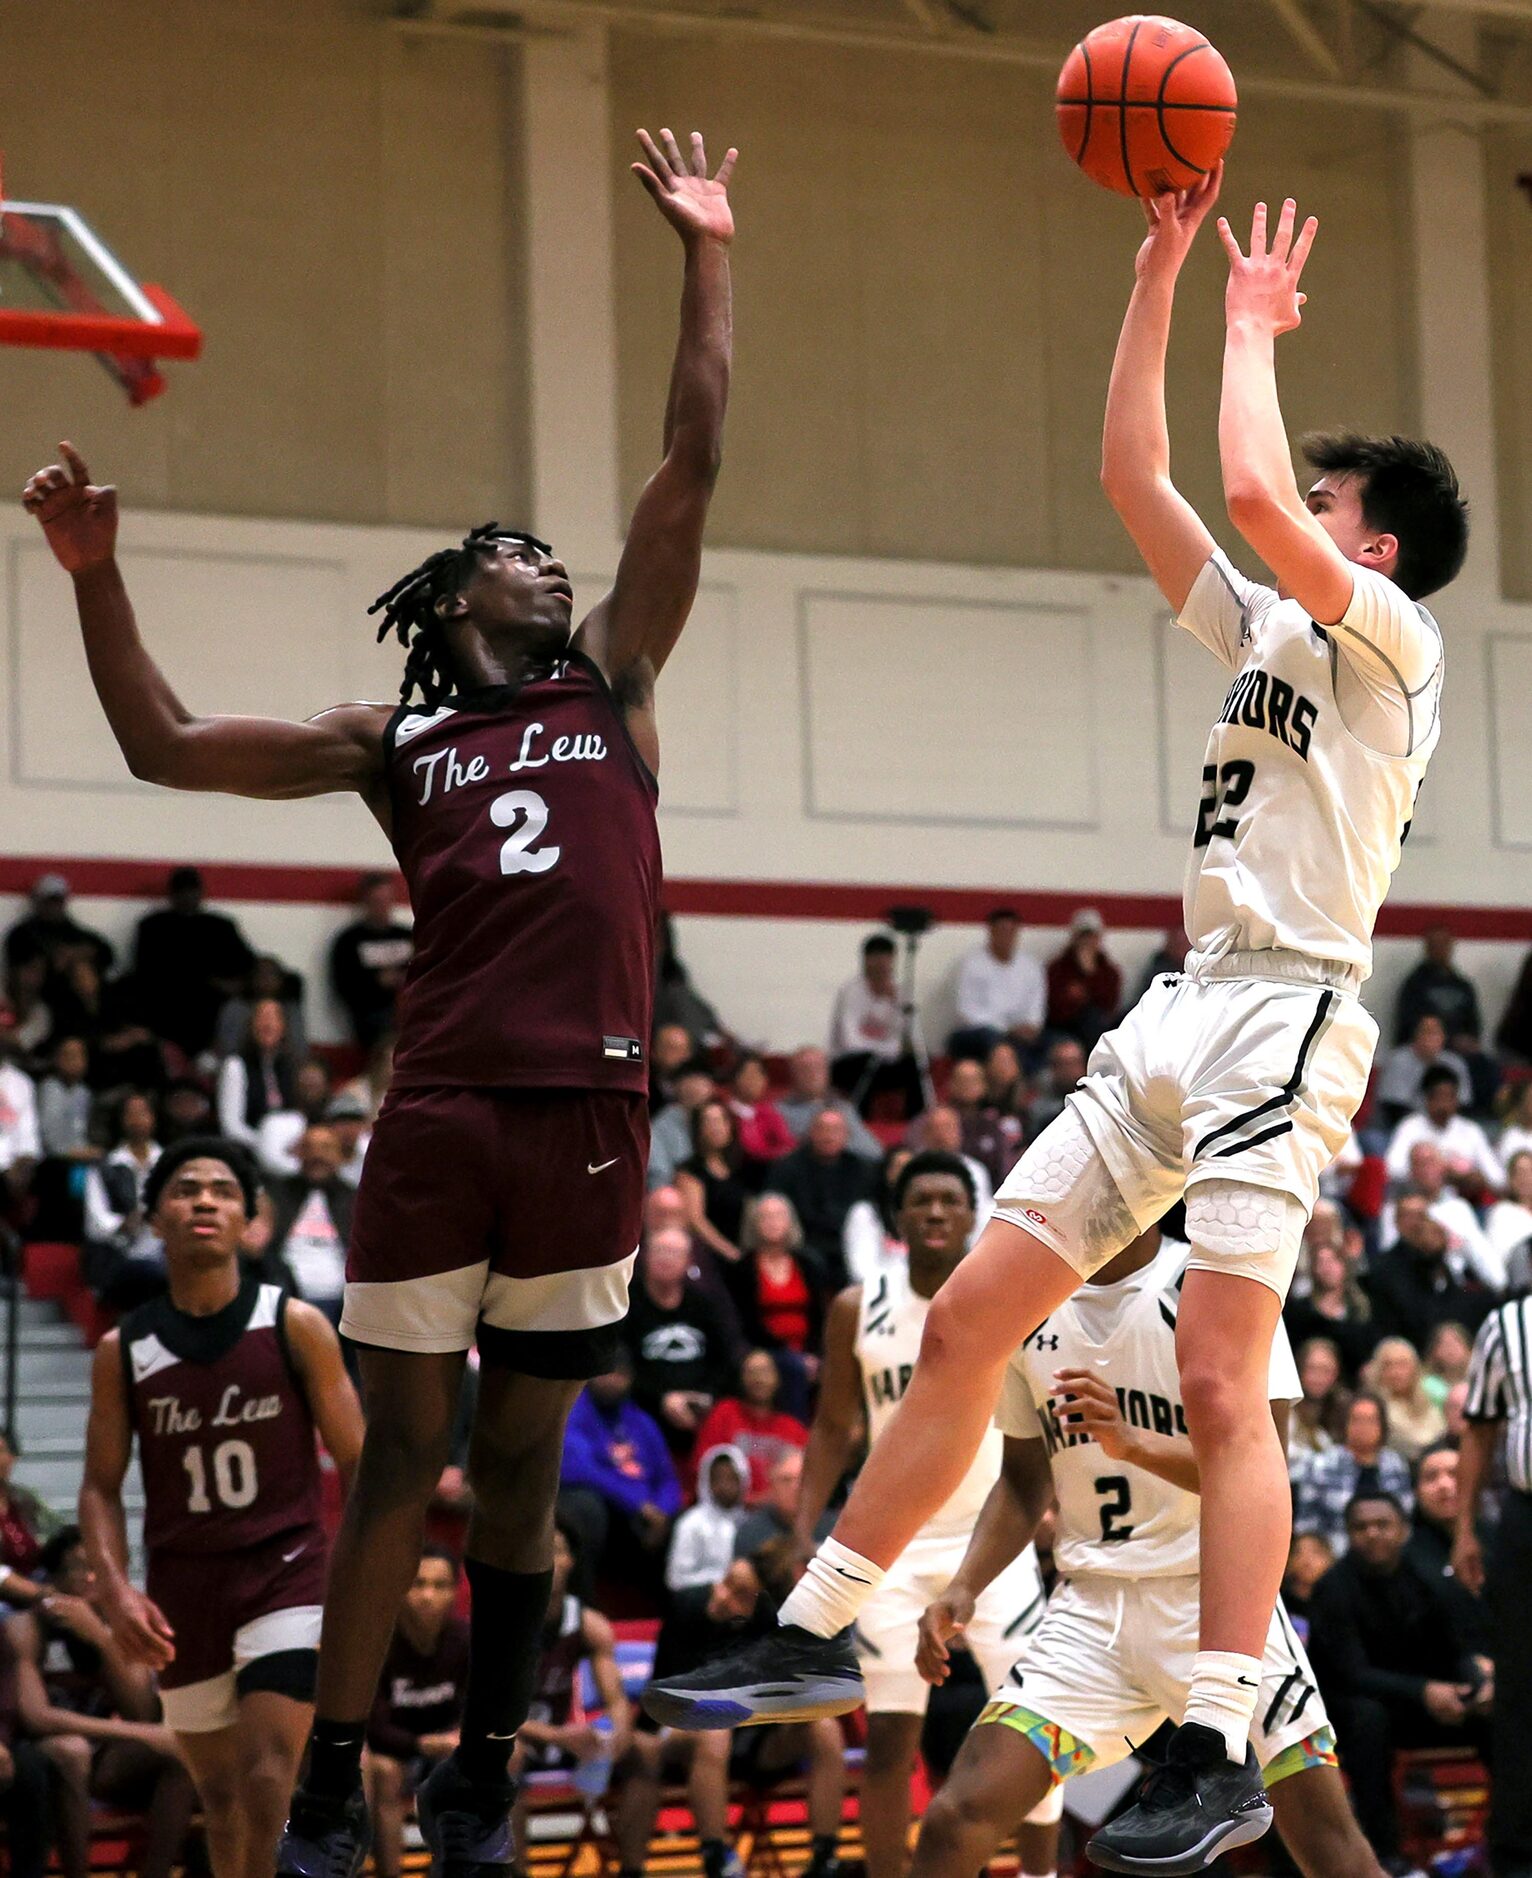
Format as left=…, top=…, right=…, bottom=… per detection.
left=887, top=904, right=935, bottom=939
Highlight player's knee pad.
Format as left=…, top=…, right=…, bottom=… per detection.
left=1184, top=1178, right=1307, bottom=1299
left=992, top=1107, right=1140, bottom=1279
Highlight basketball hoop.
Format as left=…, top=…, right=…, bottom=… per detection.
left=0, top=160, right=202, bottom=405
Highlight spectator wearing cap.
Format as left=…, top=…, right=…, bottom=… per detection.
left=1375, top=1012, right=1473, bottom=1130
left=948, top=909, right=1046, bottom=1066
left=1457, top=1259, right=1532, bottom=1878
left=0, top=1017, right=40, bottom=1228
left=649, top=1058, right=717, bottom=1191
left=268, top=1124, right=354, bottom=1322
left=777, top=1047, right=882, bottom=1161
left=1046, top=908, right=1121, bottom=1050
left=2, top=874, right=113, bottom=980
left=829, top=934, right=922, bottom=1119
left=132, top=866, right=256, bottom=1059
left=1385, top=1065, right=1504, bottom=1203
left=1393, top=922, right=1482, bottom=1048
left=328, top=873, right=413, bottom=1051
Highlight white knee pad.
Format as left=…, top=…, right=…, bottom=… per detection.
left=1184, top=1178, right=1308, bottom=1299
left=992, top=1107, right=1141, bottom=1280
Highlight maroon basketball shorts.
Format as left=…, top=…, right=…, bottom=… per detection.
left=341, top=1086, right=647, bottom=1378
left=150, top=1526, right=326, bottom=1732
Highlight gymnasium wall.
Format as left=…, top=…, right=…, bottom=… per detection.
left=1, top=4, right=1530, bottom=1054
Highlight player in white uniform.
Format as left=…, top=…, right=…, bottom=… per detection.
left=905, top=1224, right=1386, bottom=1878
left=645, top=165, right=1467, bottom=1876
left=653, top=1154, right=1058, bottom=1877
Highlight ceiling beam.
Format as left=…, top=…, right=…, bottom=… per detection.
left=1266, top=0, right=1345, bottom=76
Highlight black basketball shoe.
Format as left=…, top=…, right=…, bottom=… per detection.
left=1086, top=1722, right=1273, bottom=1875
left=416, top=1756, right=519, bottom=1878
left=274, top=1788, right=370, bottom=1878
left=641, top=1624, right=864, bottom=1729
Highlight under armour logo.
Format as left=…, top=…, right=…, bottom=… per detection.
left=1032, top=1333, right=1060, bottom=1352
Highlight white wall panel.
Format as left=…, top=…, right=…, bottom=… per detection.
left=1489, top=634, right=1532, bottom=849
left=648, top=583, right=741, bottom=818
left=800, top=593, right=1096, bottom=828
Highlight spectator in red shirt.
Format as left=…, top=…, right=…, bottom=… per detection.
left=1045, top=907, right=1123, bottom=1049
left=727, top=1055, right=795, bottom=1166
left=688, top=1351, right=809, bottom=1501
left=728, top=1195, right=826, bottom=1418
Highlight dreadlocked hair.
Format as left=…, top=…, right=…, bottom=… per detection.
left=368, top=522, right=554, bottom=709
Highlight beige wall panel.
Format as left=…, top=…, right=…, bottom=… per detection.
left=645, top=583, right=741, bottom=816
left=612, top=32, right=1416, bottom=573
left=0, top=1, right=528, bottom=531
left=799, top=591, right=1095, bottom=826
left=1487, top=635, right=1532, bottom=848
left=1485, top=128, right=1532, bottom=601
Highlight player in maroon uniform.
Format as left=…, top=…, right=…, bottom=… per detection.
left=78, top=1137, right=363, bottom=1878
left=26, top=122, right=735, bottom=1878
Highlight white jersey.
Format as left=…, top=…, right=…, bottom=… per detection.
left=996, top=1237, right=1301, bottom=1577
left=856, top=1261, right=1003, bottom=1542
left=1177, top=550, right=1442, bottom=979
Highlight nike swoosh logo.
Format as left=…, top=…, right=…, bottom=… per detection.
left=830, top=1565, right=872, bottom=1584
left=1236, top=1676, right=1258, bottom=1688
left=588, top=1157, right=620, bottom=1175
left=282, top=1545, right=305, bottom=1564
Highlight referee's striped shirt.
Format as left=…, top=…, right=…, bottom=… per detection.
left=1465, top=1295, right=1532, bottom=1493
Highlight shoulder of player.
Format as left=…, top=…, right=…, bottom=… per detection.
left=279, top=1296, right=340, bottom=1367
left=89, top=1326, right=124, bottom=1385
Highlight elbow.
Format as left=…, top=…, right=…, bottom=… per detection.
left=1224, top=481, right=1281, bottom=535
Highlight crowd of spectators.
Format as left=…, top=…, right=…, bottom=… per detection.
left=7, top=877, right=1532, bottom=1873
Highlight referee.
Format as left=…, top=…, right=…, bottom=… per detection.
left=1455, top=1246, right=1532, bottom=1878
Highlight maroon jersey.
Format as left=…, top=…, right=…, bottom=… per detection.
left=528, top=1594, right=590, bottom=1729
left=120, top=1279, right=324, bottom=1556
left=385, top=653, right=661, bottom=1094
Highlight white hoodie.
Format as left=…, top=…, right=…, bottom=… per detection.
left=665, top=1443, right=750, bottom=1591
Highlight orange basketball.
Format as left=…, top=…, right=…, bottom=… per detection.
left=1056, top=15, right=1237, bottom=198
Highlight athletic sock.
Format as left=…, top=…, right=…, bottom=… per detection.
left=1183, top=1650, right=1263, bottom=1765
left=453, top=1557, right=556, bottom=1787
left=777, top=1538, right=885, bottom=1639
left=303, top=1717, right=367, bottom=1805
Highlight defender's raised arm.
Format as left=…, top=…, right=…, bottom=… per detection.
left=24, top=444, right=388, bottom=806
left=1100, top=168, right=1221, bottom=613
left=577, top=130, right=735, bottom=693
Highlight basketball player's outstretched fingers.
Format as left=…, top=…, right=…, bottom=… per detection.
left=713, top=146, right=738, bottom=188
left=659, top=128, right=688, bottom=175
left=1288, top=212, right=1320, bottom=281
left=635, top=129, right=673, bottom=183
left=1248, top=199, right=1268, bottom=257
left=1215, top=215, right=1244, bottom=264
left=1270, top=196, right=1297, bottom=263
left=688, top=130, right=709, bottom=177
left=59, top=440, right=94, bottom=486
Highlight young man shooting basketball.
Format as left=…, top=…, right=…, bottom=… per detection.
left=26, top=125, right=735, bottom=1878
left=646, top=170, right=1466, bottom=1875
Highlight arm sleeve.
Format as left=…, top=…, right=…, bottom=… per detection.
left=995, top=1356, right=1042, bottom=1439
left=1173, top=549, right=1275, bottom=670
left=1464, top=1312, right=1508, bottom=1422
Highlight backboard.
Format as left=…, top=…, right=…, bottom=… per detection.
left=0, top=197, right=202, bottom=405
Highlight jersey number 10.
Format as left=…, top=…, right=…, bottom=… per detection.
left=182, top=1438, right=258, bottom=1513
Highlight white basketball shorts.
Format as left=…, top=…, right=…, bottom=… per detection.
left=994, top=954, right=1376, bottom=1290
left=985, top=1573, right=1330, bottom=1775
left=853, top=1532, right=1047, bottom=1716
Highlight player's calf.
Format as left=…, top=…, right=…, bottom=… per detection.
left=1268, top=1761, right=1389, bottom=1878
left=908, top=1715, right=1057, bottom=1878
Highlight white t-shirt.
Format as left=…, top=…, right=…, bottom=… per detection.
left=954, top=945, right=1046, bottom=1036
left=1176, top=551, right=1441, bottom=978
left=1381, top=1191, right=1501, bottom=1289
left=829, top=977, right=904, bottom=1061
left=1385, top=1113, right=1505, bottom=1192
left=283, top=1189, right=347, bottom=1302
left=0, top=1065, right=40, bottom=1173
left=1487, top=1200, right=1532, bottom=1269
left=996, top=1237, right=1300, bottom=1578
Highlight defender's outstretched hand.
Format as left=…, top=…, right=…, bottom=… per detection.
left=1134, top=162, right=1222, bottom=282
left=23, top=442, right=118, bottom=574
left=1218, top=197, right=1318, bottom=337
left=633, top=129, right=737, bottom=246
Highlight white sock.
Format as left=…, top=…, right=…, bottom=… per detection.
left=1183, top=1650, right=1263, bottom=1764
left=777, top=1537, right=885, bottom=1638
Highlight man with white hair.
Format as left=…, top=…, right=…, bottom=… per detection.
left=779, top=1047, right=882, bottom=1160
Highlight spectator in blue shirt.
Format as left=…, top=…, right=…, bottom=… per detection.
left=559, top=1352, right=681, bottom=1599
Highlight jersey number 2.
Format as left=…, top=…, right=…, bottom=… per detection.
left=183, top=1439, right=258, bottom=1513
left=1095, top=1475, right=1135, bottom=1542
left=1194, top=760, right=1255, bottom=848
left=491, top=789, right=561, bottom=876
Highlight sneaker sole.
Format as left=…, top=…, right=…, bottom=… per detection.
left=642, top=1676, right=866, bottom=1730
left=1086, top=1799, right=1273, bottom=1877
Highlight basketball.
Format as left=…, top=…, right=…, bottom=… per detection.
left=1056, top=15, right=1237, bottom=197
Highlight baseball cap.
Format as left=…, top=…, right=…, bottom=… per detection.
left=325, top=1092, right=370, bottom=1123
left=33, top=873, right=69, bottom=900
left=1071, top=907, right=1105, bottom=935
